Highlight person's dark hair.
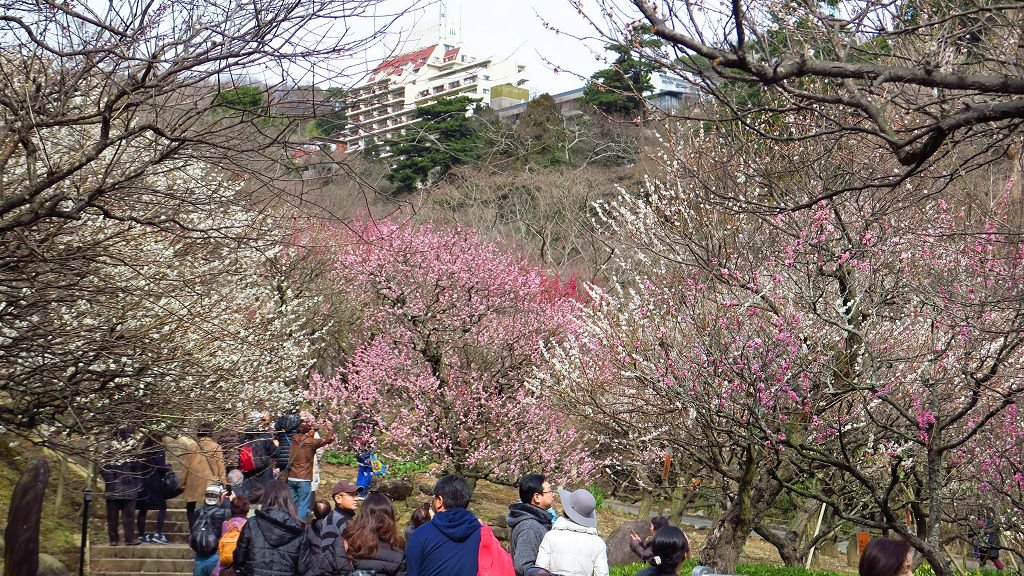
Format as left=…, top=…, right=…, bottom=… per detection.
left=248, top=483, right=264, bottom=506
left=343, top=492, right=403, bottom=557
left=410, top=503, right=432, bottom=529
left=231, top=495, right=250, bottom=517
left=519, top=474, right=547, bottom=504
left=313, top=500, right=332, bottom=521
left=651, top=516, right=670, bottom=533
left=197, top=421, right=216, bottom=438
left=261, top=479, right=299, bottom=521
left=648, top=526, right=689, bottom=574
left=433, top=475, right=471, bottom=510
left=860, top=538, right=912, bottom=576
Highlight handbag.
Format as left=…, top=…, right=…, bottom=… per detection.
left=477, top=524, right=515, bottom=576
left=161, top=469, right=184, bottom=499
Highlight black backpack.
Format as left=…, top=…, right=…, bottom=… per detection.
left=188, top=506, right=219, bottom=556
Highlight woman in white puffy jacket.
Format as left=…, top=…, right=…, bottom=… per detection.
left=535, top=488, right=609, bottom=576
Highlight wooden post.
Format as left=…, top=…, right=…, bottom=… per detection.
left=858, top=532, right=870, bottom=555
left=53, top=453, right=67, bottom=518
left=805, top=503, right=827, bottom=569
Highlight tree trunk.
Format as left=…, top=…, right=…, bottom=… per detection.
left=698, top=456, right=788, bottom=573
left=923, top=390, right=951, bottom=576
left=756, top=496, right=822, bottom=567
left=670, top=478, right=699, bottom=525
left=639, top=492, right=654, bottom=518
left=53, top=453, right=66, bottom=518
left=754, top=525, right=804, bottom=566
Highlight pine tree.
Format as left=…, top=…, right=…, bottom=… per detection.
left=386, top=96, right=483, bottom=191
left=582, top=27, right=661, bottom=118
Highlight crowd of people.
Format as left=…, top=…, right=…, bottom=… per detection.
left=98, top=413, right=966, bottom=576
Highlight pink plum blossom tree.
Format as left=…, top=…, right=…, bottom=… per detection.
left=308, top=220, right=599, bottom=485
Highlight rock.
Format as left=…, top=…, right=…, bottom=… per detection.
left=37, top=553, right=69, bottom=576
left=606, top=519, right=653, bottom=567
left=375, top=478, right=414, bottom=501
left=418, top=483, right=434, bottom=496
left=4, top=457, right=49, bottom=576
left=488, top=514, right=508, bottom=528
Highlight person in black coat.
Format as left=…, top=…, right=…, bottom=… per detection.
left=274, top=413, right=302, bottom=477
left=233, top=479, right=311, bottom=576
left=240, top=411, right=278, bottom=490
left=634, top=526, right=689, bottom=576
left=100, top=435, right=144, bottom=546
left=318, top=492, right=406, bottom=576
left=630, top=516, right=670, bottom=562
left=136, top=436, right=172, bottom=544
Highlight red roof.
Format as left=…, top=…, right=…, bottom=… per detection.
left=374, top=45, right=436, bottom=76
left=443, top=47, right=460, bottom=60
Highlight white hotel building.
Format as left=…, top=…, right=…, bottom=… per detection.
left=342, top=42, right=529, bottom=152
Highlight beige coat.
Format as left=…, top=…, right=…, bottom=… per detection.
left=179, top=436, right=226, bottom=503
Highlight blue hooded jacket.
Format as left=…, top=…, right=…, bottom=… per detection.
left=406, top=508, right=481, bottom=576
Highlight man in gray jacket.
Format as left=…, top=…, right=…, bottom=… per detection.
left=507, top=473, right=556, bottom=576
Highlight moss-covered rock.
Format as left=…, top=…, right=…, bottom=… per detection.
left=38, top=553, right=69, bottom=576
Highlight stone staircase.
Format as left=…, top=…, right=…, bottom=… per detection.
left=91, top=498, right=194, bottom=576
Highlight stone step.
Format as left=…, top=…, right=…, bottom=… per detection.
left=92, top=557, right=194, bottom=572
left=92, top=569, right=192, bottom=573
left=160, top=532, right=190, bottom=544
left=92, top=544, right=194, bottom=559
left=140, top=519, right=190, bottom=533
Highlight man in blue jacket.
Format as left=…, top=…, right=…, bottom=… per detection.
left=406, top=475, right=481, bottom=576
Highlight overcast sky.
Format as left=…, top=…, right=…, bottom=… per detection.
left=397, top=0, right=613, bottom=96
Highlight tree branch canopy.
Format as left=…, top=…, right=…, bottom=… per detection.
left=570, top=0, right=1024, bottom=197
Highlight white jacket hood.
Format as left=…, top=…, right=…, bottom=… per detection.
left=551, top=516, right=599, bottom=535
left=536, top=517, right=608, bottom=576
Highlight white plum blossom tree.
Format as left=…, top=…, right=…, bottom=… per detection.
left=538, top=120, right=1024, bottom=574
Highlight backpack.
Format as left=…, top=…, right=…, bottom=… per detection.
left=238, top=445, right=257, bottom=473
left=240, top=434, right=273, bottom=473
left=161, top=470, right=184, bottom=499
left=477, top=524, right=515, bottom=576
left=188, top=507, right=219, bottom=556
left=219, top=518, right=245, bottom=565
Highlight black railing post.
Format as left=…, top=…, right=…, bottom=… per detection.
left=79, top=488, right=92, bottom=576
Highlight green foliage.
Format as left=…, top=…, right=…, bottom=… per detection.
left=389, top=459, right=432, bottom=476
left=307, top=86, right=348, bottom=137
left=610, top=562, right=648, bottom=576
left=611, top=560, right=699, bottom=576
left=308, top=112, right=347, bottom=138
left=514, top=94, right=566, bottom=167
left=587, top=484, right=606, bottom=509
left=386, top=96, right=486, bottom=191
left=736, top=564, right=844, bottom=576
left=322, top=450, right=357, bottom=466
left=610, top=561, right=863, bottom=576
left=913, top=564, right=1013, bottom=576
left=214, top=85, right=265, bottom=113
left=320, top=450, right=432, bottom=476
left=582, top=25, right=661, bottom=117
left=361, top=136, right=383, bottom=160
